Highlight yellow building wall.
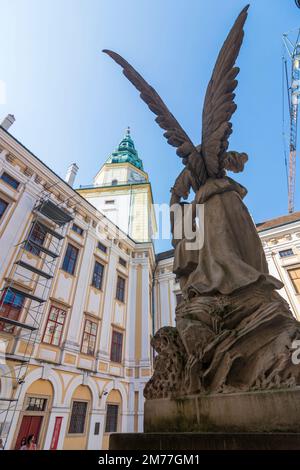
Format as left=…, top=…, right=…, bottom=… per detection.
left=27, top=379, right=53, bottom=396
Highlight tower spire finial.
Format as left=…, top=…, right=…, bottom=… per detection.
left=126, top=126, right=130, bottom=136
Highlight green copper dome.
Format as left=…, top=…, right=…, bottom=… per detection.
left=106, top=128, right=143, bottom=170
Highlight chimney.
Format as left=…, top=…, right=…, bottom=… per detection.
left=65, top=163, right=79, bottom=187
left=1, top=114, right=15, bottom=130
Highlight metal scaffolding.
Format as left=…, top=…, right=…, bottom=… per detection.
left=0, top=186, right=74, bottom=448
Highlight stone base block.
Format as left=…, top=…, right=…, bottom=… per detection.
left=144, top=388, right=300, bottom=433
left=109, top=432, right=300, bottom=450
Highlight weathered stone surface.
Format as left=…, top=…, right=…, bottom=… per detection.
left=110, top=432, right=300, bottom=450
left=144, top=282, right=300, bottom=398
left=144, top=388, right=300, bottom=433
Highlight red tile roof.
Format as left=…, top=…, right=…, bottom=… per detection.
left=256, top=211, right=300, bottom=232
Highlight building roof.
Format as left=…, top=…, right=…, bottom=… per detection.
left=156, top=249, right=175, bottom=262
left=256, top=211, right=300, bottom=232
left=105, top=127, right=143, bottom=170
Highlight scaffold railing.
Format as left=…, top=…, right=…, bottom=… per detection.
left=0, top=187, right=74, bottom=449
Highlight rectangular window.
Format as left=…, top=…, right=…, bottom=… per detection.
left=110, top=330, right=123, bottom=363
left=81, top=319, right=97, bottom=355
left=0, top=172, right=20, bottom=189
left=119, top=257, right=127, bottom=268
left=92, top=261, right=104, bottom=290
left=43, top=306, right=66, bottom=346
left=288, top=268, right=300, bottom=294
left=116, top=276, right=126, bottom=302
left=0, top=198, right=8, bottom=220
left=26, top=397, right=47, bottom=412
left=279, top=249, right=294, bottom=258
left=105, top=404, right=119, bottom=433
left=25, top=223, right=47, bottom=256
left=68, top=401, right=88, bottom=434
left=62, top=243, right=79, bottom=275
left=97, top=242, right=107, bottom=253
left=0, top=288, right=25, bottom=333
left=71, top=223, right=84, bottom=236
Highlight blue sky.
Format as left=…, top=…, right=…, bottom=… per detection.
left=0, top=0, right=299, bottom=252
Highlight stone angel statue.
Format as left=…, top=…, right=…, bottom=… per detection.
left=104, top=6, right=300, bottom=398
left=103, top=5, right=279, bottom=298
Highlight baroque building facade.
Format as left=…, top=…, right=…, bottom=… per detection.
left=0, top=125, right=154, bottom=450
left=0, top=120, right=299, bottom=449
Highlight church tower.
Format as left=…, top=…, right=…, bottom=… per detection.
left=78, top=128, right=156, bottom=242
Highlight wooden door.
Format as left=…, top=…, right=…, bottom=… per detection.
left=15, top=415, right=43, bottom=449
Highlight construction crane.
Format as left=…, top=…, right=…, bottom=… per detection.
left=283, top=30, right=300, bottom=213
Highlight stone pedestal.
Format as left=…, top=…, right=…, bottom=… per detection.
left=144, top=388, right=300, bottom=433
left=109, top=389, right=300, bottom=450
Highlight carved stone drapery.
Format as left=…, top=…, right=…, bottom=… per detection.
left=144, top=280, right=300, bottom=399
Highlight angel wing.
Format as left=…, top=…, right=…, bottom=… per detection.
left=102, top=49, right=207, bottom=185
left=201, top=4, right=249, bottom=177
